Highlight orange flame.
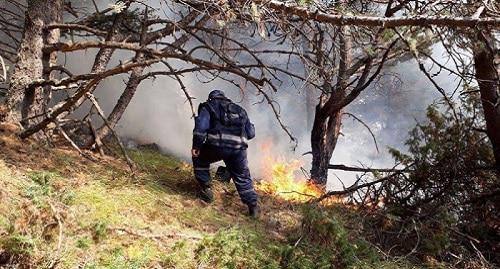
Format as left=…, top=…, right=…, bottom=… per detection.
left=256, top=142, right=324, bottom=202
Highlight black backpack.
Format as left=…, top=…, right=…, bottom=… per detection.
left=205, top=99, right=249, bottom=133
left=220, top=102, right=248, bottom=128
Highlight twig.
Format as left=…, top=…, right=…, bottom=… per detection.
left=86, top=93, right=135, bottom=172
left=110, top=226, right=202, bottom=241
left=48, top=202, right=64, bottom=269
left=469, top=240, right=492, bottom=268
left=328, top=164, right=409, bottom=173
left=450, top=227, right=481, bottom=244
left=293, top=233, right=304, bottom=248
left=343, top=112, right=379, bottom=153
left=55, top=120, right=97, bottom=162
left=0, top=55, right=6, bottom=82
left=403, top=219, right=420, bottom=258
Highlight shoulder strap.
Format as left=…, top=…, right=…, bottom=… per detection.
left=201, top=101, right=218, bottom=120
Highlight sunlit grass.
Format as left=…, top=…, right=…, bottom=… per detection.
left=0, top=141, right=430, bottom=268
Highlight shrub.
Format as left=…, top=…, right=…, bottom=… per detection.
left=0, top=233, right=35, bottom=257
left=372, top=93, right=499, bottom=264
left=299, top=205, right=381, bottom=268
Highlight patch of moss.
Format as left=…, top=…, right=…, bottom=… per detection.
left=76, top=236, right=93, bottom=249
left=195, top=227, right=280, bottom=269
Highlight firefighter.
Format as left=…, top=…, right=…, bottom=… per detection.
left=192, top=90, right=259, bottom=217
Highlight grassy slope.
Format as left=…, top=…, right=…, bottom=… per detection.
left=0, top=127, right=421, bottom=269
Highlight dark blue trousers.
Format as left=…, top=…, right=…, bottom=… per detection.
left=192, top=145, right=258, bottom=206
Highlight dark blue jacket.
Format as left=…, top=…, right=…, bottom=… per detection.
left=193, top=98, right=255, bottom=150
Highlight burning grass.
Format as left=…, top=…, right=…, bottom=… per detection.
left=255, top=143, right=338, bottom=204
left=257, top=159, right=323, bottom=202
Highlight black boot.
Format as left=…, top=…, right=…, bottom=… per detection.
left=248, top=204, right=260, bottom=218
left=200, top=186, right=214, bottom=203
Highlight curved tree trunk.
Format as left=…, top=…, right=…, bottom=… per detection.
left=310, top=97, right=343, bottom=186
left=94, top=53, right=145, bottom=142
left=309, top=26, right=351, bottom=188
left=3, top=0, right=62, bottom=127
left=89, top=15, right=207, bottom=148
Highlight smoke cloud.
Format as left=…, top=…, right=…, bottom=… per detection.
left=59, top=1, right=463, bottom=190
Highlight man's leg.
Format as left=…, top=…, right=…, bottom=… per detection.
left=223, top=149, right=258, bottom=215
left=192, top=146, right=220, bottom=202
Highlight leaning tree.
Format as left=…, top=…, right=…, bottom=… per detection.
left=1, top=0, right=499, bottom=186
left=0, top=0, right=308, bottom=161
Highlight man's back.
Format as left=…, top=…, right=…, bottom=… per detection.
left=191, top=90, right=259, bottom=217
left=193, top=95, right=255, bottom=150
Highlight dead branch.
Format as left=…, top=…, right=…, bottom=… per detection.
left=163, top=61, right=196, bottom=118
left=87, top=118, right=104, bottom=156
left=263, top=0, right=500, bottom=28
left=45, top=23, right=107, bottom=36
left=0, top=55, right=6, bottom=82
left=328, top=164, right=410, bottom=173
left=314, top=172, right=398, bottom=202
left=110, top=226, right=202, bottom=241
left=343, top=112, right=379, bottom=153
left=55, top=120, right=97, bottom=162
left=20, top=58, right=161, bottom=139
left=47, top=201, right=64, bottom=269
left=394, top=29, right=459, bottom=122
left=86, top=93, right=135, bottom=172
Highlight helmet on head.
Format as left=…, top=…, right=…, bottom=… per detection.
left=208, top=89, right=225, bottom=100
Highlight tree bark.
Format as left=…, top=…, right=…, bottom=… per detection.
left=473, top=31, right=500, bottom=171
left=310, top=26, right=352, bottom=187
left=51, top=12, right=127, bottom=123
left=310, top=96, right=343, bottom=186
left=94, top=53, right=146, bottom=142
left=88, top=15, right=206, bottom=147
left=264, top=0, right=500, bottom=28
left=3, top=0, right=62, bottom=126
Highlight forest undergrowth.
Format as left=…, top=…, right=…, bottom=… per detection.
left=0, top=122, right=493, bottom=269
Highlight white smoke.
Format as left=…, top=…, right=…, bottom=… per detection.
left=60, top=1, right=462, bottom=190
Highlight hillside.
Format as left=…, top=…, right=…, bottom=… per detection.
left=0, top=124, right=453, bottom=268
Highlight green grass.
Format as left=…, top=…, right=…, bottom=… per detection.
left=0, top=146, right=431, bottom=269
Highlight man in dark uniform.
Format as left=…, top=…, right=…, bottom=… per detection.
left=192, top=90, right=259, bottom=217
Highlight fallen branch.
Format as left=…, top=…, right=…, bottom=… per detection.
left=110, top=226, right=202, bottom=241
left=314, top=173, right=397, bottom=202
left=47, top=202, right=64, bottom=269
left=55, top=120, right=97, bottom=162
left=87, top=93, right=135, bottom=172
left=328, top=164, right=410, bottom=173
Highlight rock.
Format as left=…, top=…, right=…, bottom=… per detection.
left=137, top=142, right=161, bottom=152
left=124, top=139, right=138, bottom=150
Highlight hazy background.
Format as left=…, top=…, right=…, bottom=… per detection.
left=37, top=1, right=467, bottom=190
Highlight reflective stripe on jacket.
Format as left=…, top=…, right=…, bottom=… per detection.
left=192, top=97, right=254, bottom=150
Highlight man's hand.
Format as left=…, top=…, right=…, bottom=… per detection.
left=192, top=148, right=200, bottom=157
